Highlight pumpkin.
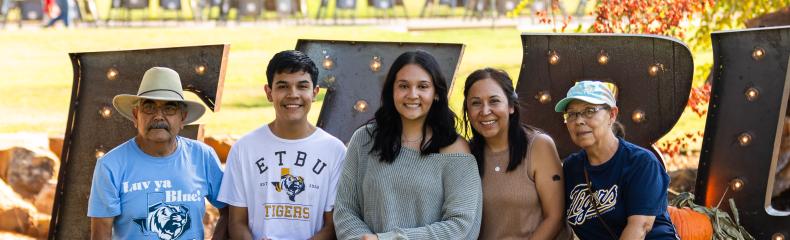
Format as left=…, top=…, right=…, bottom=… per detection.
left=668, top=206, right=713, bottom=240
left=669, top=192, right=754, bottom=240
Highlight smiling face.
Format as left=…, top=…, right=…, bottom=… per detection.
left=465, top=78, right=514, bottom=141
left=392, top=64, right=436, bottom=124
left=132, top=99, right=187, bottom=144
left=564, top=100, right=618, bottom=149
left=265, top=70, right=319, bottom=124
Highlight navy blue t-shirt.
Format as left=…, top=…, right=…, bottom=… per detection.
left=563, top=138, right=677, bottom=240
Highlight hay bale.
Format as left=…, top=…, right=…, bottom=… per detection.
left=0, top=147, right=59, bottom=199
left=0, top=179, right=37, bottom=235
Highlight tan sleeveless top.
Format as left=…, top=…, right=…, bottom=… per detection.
left=479, top=133, right=572, bottom=240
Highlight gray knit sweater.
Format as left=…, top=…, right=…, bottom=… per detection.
left=334, top=126, right=483, bottom=240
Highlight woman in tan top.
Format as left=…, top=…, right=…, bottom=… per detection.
left=463, top=68, right=570, bottom=239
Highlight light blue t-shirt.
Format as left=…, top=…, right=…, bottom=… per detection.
left=88, top=136, right=226, bottom=240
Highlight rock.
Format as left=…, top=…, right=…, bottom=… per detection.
left=0, top=231, right=35, bottom=240
left=0, top=134, right=49, bottom=152
left=203, top=200, right=220, bottom=237
left=33, top=180, right=57, bottom=214
left=0, top=179, right=38, bottom=236
left=26, top=213, right=50, bottom=239
left=0, top=147, right=59, bottom=199
left=48, top=135, right=64, bottom=160
left=0, top=149, right=10, bottom=180
left=204, top=135, right=235, bottom=164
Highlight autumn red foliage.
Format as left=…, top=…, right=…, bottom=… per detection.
left=687, top=82, right=711, bottom=117
left=589, top=1, right=715, bottom=159
left=591, top=0, right=713, bottom=38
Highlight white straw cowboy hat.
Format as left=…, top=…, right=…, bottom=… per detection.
left=112, top=67, right=206, bottom=125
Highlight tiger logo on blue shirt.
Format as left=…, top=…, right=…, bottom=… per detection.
left=133, top=202, right=191, bottom=240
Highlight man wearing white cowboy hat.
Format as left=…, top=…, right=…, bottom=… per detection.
left=88, top=67, right=228, bottom=240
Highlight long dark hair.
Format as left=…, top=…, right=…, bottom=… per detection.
left=462, top=68, right=535, bottom=176
left=367, top=50, right=459, bottom=163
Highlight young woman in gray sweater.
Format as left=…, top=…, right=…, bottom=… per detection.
left=334, top=50, right=483, bottom=240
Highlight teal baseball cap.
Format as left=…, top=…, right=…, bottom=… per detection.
left=554, top=81, right=617, bottom=112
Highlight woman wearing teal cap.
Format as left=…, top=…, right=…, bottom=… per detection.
left=556, top=81, right=678, bottom=239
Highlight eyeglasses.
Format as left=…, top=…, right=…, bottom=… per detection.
left=138, top=101, right=182, bottom=116
left=563, top=106, right=609, bottom=123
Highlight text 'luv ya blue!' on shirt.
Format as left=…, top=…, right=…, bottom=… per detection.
left=88, top=136, right=226, bottom=240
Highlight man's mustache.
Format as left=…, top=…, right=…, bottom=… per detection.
left=148, top=121, right=170, bottom=131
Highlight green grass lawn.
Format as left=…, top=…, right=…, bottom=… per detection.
left=0, top=24, right=710, bottom=151
left=0, top=26, right=526, bottom=136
